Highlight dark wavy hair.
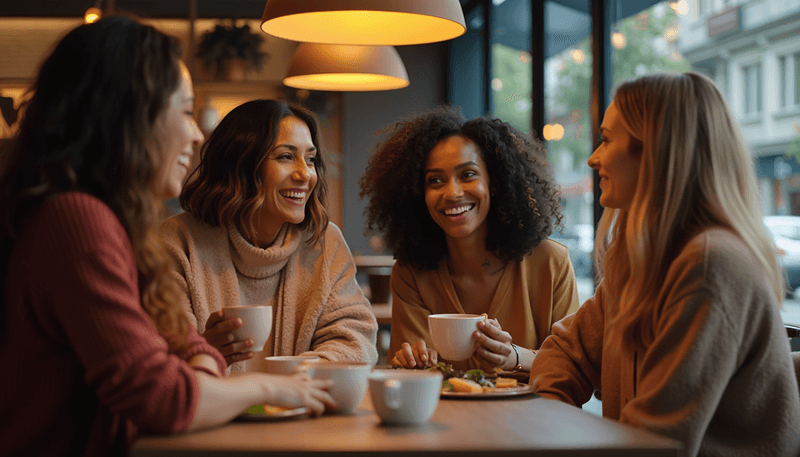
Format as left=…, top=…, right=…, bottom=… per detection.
left=180, top=99, right=329, bottom=246
left=359, top=105, right=563, bottom=271
left=0, top=16, right=188, bottom=346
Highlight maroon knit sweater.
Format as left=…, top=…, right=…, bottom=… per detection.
left=0, top=192, right=225, bottom=456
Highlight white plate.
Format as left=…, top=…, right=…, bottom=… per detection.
left=440, top=382, right=536, bottom=399
left=236, top=406, right=309, bottom=421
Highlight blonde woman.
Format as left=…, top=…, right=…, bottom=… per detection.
left=530, top=72, right=800, bottom=456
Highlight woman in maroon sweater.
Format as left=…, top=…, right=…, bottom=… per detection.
left=0, top=17, right=333, bottom=456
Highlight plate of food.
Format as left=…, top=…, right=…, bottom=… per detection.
left=441, top=377, right=535, bottom=398
left=235, top=404, right=309, bottom=422
left=423, top=363, right=537, bottom=399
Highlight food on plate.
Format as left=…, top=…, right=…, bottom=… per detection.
left=245, top=404, right=291, bottom=415
left=495, top=377, right=518, bottom=389
left=421, top=362, right=526, bottom=394
left=447, top=378, right=484, bottom=393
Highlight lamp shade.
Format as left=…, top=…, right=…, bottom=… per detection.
left=261, top=0, right=466, bottom=46
left=283, top=43, right=409, bottom=92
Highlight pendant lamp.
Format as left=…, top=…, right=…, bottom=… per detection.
left=261, top=0, right=466, bottom=46
left=283, top=43, right=409, bottom=92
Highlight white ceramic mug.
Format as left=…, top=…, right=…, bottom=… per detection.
left=221, top=305, right=273, bottom=352
left=368, top=369, right=442, bottom=425
left=306, top=362, right=371, bottom=414
left=427, top=313, right=485, bottom=361
left=264, top=355, right=320, bottom=375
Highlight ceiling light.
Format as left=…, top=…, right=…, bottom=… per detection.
left=261, top=0, right=466, bottom=46
left=283, top=43, right=409, bottom=92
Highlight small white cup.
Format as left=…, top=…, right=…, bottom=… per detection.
left=264, top=355, right=320, bottom=375
left=428, top=313, right=485, bottom=361
left=306, top=362, right=371, bottom=414
left=221, top=305, right=273, bottom=352
left=369, top=369, right=442, bottom=425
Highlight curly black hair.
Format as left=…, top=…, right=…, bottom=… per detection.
left=359, top=105, right=563, bottom=271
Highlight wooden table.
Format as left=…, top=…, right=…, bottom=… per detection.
left=132, top=391, right=682, bottom=456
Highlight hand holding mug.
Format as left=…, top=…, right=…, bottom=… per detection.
left=202, top=311, right=254, bottom=365
left=391, top=340, right=438, bottom=369
left=472, top=316, right=516, bottom=372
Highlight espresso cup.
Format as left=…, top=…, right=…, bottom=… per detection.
left=306, top=361, right=371, bottom=414
left=369, top=369, right=442, bottom=425
left=221, top=305, right=273, bottom=352
left=264, top=355, right=320, bottom=375
left=427, top=313, right=485, bottom=361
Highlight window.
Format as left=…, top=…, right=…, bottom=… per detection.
left=795, top=52, right=800, bottom=106
left=490, top=0, right=532, bottom=134
left=778, top=52, right=800, bottom=109
left=743, top=62, right=762, bottom=115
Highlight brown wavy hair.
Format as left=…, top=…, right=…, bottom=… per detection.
left=359, top=105, right=563, bottom=271
left=0, top=17, right=189, bottom=347
left=180, top=99, right=329, bottom=246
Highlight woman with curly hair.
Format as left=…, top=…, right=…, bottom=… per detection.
left=161, top=99, right=378, bottom=372
left=0, top=18, right=333, bottom=455
left=530, top=72, right=800, bottom=456
left=359, top=106, right=580, bottom=373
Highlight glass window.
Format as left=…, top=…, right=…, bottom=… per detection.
left=743, top=62, right=762, bottom=115
left=543, top=0, right=594, bottom=297
left=780, top=55, right=788, bottom=108
left=490, top=0, right=532, bottom=134
left=449, top=5, right=487, bottom=120
left=795, top=52, right=800, bottom=106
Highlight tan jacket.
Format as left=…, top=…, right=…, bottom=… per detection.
left=389, top=239, right=580, bottom=371
left=532, top=228, right=800, bottom=457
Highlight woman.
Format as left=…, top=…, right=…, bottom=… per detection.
left=530, top=72, right=800, bottom=456
left=0, top=18, right=333, bottom=456
left=160, top=99, right=378, bottom=372
left=359, top=106, right=580, bottom=373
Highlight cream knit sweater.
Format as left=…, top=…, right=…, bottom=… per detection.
left=160, top=213, right=378, bottom=372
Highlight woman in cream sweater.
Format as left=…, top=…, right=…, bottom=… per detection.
left=161, top=100, right=377, bottom=373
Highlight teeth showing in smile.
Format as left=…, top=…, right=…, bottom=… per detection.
left=444, top=205, right=473, bottom=216
left=177, top=155, right=191, bottom=167
left=280, top=191, right=306, bottom=200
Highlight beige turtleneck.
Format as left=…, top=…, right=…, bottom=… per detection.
left=160, top=212, right=379, bottom=373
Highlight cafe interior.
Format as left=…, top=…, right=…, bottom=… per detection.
left=3, top=0, right=800, bottom=455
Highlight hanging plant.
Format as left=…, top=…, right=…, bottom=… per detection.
left=196, top=20, right=268, bottom=79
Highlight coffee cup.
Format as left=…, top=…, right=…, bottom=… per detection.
left=369, top=369, right=442, bottom=425
left=306, top=361, right=371, bottom=414
left=264, top=355, right=320, bottom=375
left=427, top=313, right=485, bottom=361
left=221, top=305, right=273, bottom=352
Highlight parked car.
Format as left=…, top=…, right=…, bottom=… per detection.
left=551, top=224, right=593, bottom=279
left=764, top=215, right=800, bottom=294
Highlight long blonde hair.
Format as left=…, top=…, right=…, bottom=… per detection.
left=595, top=72, right=783, bottom=346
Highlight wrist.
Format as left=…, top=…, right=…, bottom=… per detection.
left=509, top=343, right=522, bottom=372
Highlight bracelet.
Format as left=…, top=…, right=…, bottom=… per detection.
left=510, top=343, right=522, bottom=372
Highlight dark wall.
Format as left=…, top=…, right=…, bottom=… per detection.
left=341, top=43, right=447, bottom=256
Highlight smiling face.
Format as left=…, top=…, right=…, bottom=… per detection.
left=152, top=61, right=204, bottom=200
left=255, top=115, right=318, bottom=246
left=424, top=135, right=491, bottom=242
left=587, top=101, right=642, bottom=210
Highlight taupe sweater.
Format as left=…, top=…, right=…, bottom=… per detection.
left=160, top=213, right=378, bottom=372
left=531, top=228, right=800, bottom=457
